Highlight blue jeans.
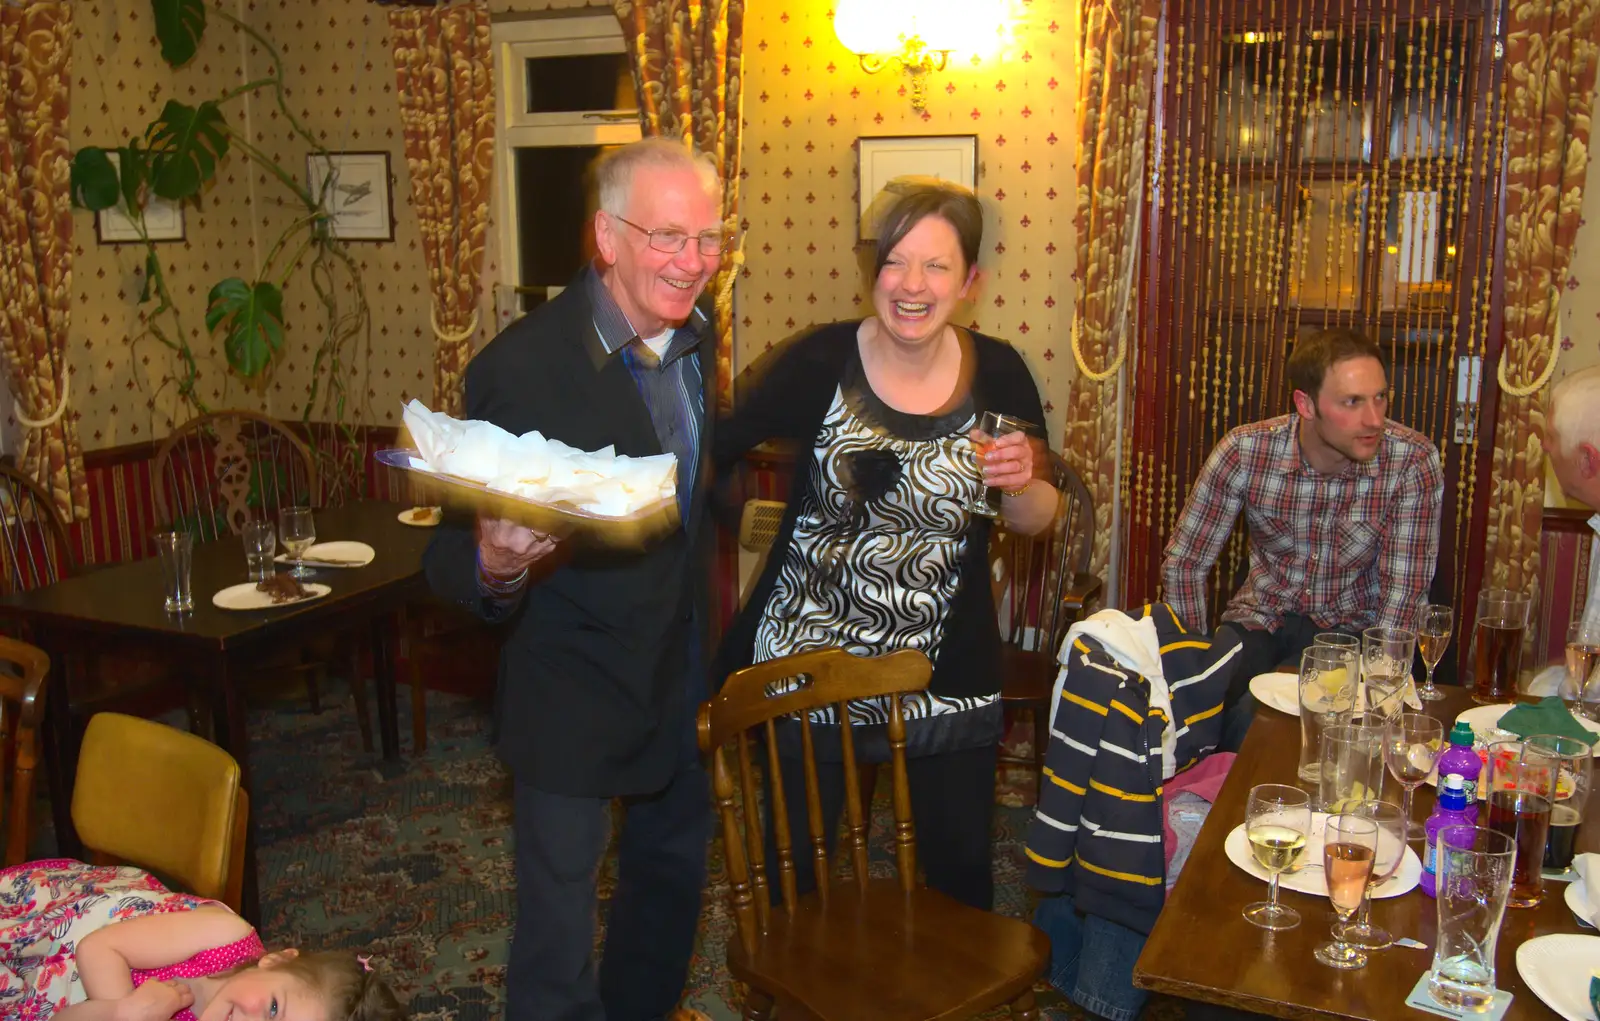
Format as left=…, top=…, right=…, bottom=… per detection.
left=1032, top=893, right=1149, bottom=1021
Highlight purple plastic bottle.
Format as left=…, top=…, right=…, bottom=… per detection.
left=1420, top=773, right=1478, bottom=898
left=1436, top=720, right=1483, bottom=803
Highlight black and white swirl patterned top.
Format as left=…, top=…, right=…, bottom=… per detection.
left=752, top=354, right=1003, bottom=751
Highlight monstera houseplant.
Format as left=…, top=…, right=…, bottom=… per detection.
left=71, top=0, right=370, bottom=493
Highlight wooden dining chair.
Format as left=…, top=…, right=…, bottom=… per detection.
left=699, top=647, right=1049, bottom=1021
left=991, top=452, right=1103, bottom=799
left=0, top=636, right=50, bottom=865
left=0, top=463, right=75, bottom=599
left=153, top=409, right=318, bottom=540
left=72, top=712, right=249, bottom=910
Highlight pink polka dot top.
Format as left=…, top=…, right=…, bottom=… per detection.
left=130, top=932, right=267, bottom=1021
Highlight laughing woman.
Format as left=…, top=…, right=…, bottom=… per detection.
left=714, top=180, right=1057, bottom=910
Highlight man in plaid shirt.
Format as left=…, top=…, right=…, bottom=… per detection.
left=1162, top=328, right=1444, bottom=749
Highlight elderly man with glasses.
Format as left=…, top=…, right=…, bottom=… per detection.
left=423, top=137, right=727, bottom=1021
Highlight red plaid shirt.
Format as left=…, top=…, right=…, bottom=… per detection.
left=1161, top=413, right=1443, bottom=634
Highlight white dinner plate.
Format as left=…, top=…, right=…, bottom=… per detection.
left=1247, top=670, right=1421, bottom=718
left=1453, top=703, right=1600, bottom=756
left=1224, top=813, right=1421, bottom=900
left=398, top=506, right=441, bottom=527
left=1249, top=672, right=1300, bottom=715
left=1515, top=933, right=1600, bottom=1021
left=273, top=540, right=375, bottom=569
left=212, top=581, right=332, bottom=611
left=1565, top=878, right=1597, bottom=929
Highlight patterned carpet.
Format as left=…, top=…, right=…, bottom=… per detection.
left=241, top=684, right=1190, bottom=1020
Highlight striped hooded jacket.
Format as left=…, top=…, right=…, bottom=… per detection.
left=1024, top=603, right=1242, bottom=935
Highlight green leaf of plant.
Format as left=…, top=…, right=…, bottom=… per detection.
left=207, top=278, right=285, bottom=378
left=140, top=252, right=159, bottom=304
left=70, top=147, right=120, bottom=211
left=147, top=100, right=230, bottom=201
left=118, top=143, right=150, bottom=214
left=151, top=0, right=206, bottom=67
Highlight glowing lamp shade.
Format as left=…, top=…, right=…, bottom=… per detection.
left=833, top=0, right=966, bottom=55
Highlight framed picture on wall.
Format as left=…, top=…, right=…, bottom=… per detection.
left=306, top=151, right=395, bottom=242
left=856, top=134, right=978, bottom=242
left=95, top=152, right=185, bottom=244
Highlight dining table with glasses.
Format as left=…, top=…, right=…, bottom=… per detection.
left=0, top=498, right=436, bottom=924
left=1135, top=681, right=1600, bottom=1020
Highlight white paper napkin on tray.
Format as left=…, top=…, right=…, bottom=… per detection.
left=401, top=400, right=676, bottom=517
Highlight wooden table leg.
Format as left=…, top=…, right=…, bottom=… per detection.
left=371, top=614, right=400, bottom=761
left=40, top=628, right=83, bottom=858
left=208, top=651, right=261, bottom=927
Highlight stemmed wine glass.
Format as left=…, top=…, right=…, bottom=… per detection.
left=1315, top=812, right=1379, bottom=969
left=1385, top=712, right=1445, bottom=842
left=1416, top=603, right=1453, bottom=702
left=278, top=505, right=317, bottom=579
left=1243, top=784, right=1313, bottom=931
left=1335, top=800, right=1407, bottom=950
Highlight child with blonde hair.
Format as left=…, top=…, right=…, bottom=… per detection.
left=0, top=859, right=405, bottom=1021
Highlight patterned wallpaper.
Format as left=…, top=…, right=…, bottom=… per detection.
left=66, top=0, right=440, bottom=448
left=735, top=0, right=1082, bottom=446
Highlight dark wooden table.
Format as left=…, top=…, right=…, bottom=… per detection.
left=1135, top=686, right=1596, bottom=1019
left=0, top=499, right=434, bottom=923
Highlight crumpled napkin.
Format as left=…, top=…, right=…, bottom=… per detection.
left=401, top=400, right=677, bottom=517
left=1573, top=853, right=1600, bottom=927
left=1497, top=696, right=1597, bottom=745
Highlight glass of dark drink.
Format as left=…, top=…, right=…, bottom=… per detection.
left=1525, top=733, right=1592, bottom=872
left=1485, top=739, right=1557, bottom=907
left=1470, top=589, right=1531, bottom=704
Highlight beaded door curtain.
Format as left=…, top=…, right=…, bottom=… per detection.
left=1124, top=0, right=1505, bottom=635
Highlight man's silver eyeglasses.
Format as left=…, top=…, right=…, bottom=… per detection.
left=613, top=214, right=730, bottom=257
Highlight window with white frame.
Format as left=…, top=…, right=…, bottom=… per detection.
left=491, top=13, right=641, bottom=325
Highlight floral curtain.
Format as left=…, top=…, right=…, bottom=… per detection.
left=388, top=0, right=494, bottom=417
left=613, top=0, right=745, bottom=413
left=1484, top=0, right=1598, bottom=601
left=1060, top=0, right=1161, bottom=583
left=0, top=1, right=86, bottom=522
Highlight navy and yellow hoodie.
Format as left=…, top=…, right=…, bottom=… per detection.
left=1024, top=603, right=1242, bottom=935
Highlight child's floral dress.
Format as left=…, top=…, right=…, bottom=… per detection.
left=0, top=858, right=264, bottom=1021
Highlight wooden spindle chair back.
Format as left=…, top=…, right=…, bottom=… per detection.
left=992, top=452, right=1097, bottom=657
left=698, top=648, right=931, bottom=953
left=0, top=636, right=50, bottom=865
left=153, top=411, right=317, bottom=540
left=0, top=464, right=73, bottom=598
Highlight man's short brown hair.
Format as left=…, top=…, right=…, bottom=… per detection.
left=1287, top=327, right=1386, bottom=401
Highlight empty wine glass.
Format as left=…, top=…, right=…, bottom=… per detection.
left=1315, top=812, right=1379, bottom=969
left=278, top=505, right=317, bottom=579
left=1416, top=603, right=1453, bottom=702
left=1243, top=784, right=1313, bottom=931
left=1385, top=713, right=1445, bottom=842
left=1336, top=800, right=1407, bottom=950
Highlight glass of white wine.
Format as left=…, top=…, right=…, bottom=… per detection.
left=1416, top=603, right=1453, bottom=702
left=278, top=505, right=317, bottom=579
left=1315, top=812, right=1379, bottom=969
left=1243, top=783, right=1312, bottom=930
